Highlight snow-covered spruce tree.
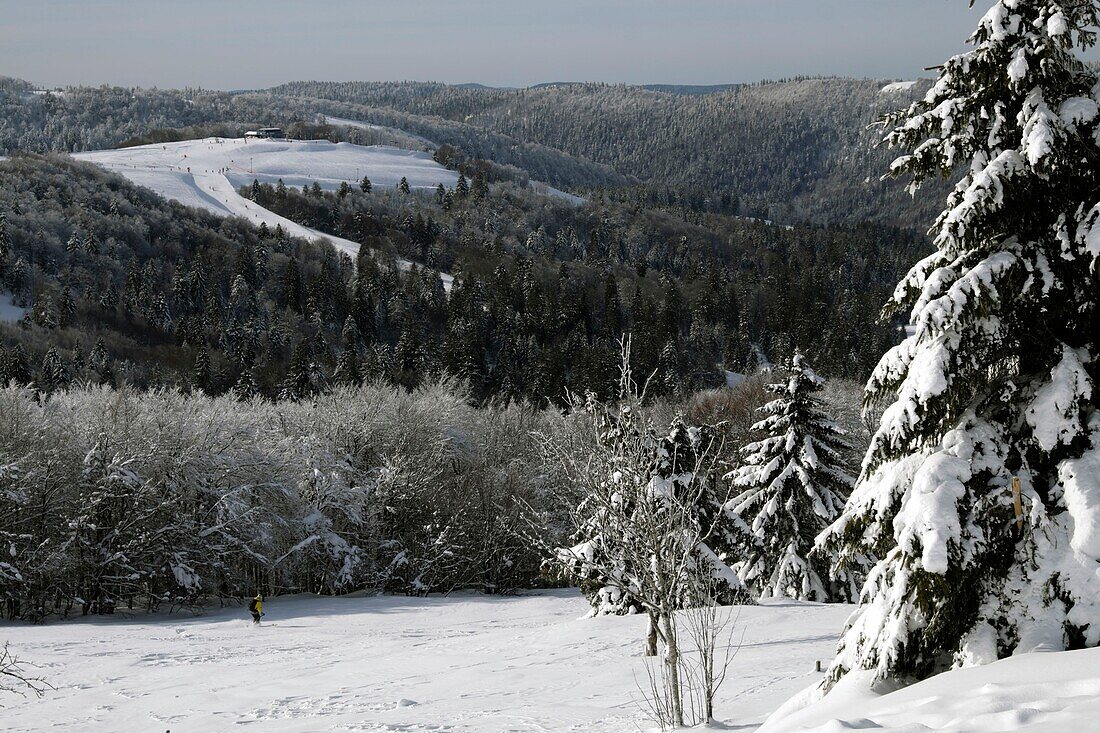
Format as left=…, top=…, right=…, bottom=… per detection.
left=726, top=351, right=856, bottom=602
left=818, top=0, right=1100, bottom=688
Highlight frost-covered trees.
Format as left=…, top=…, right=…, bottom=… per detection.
left=726, top=352, right=855, bottom=602
left=819, top=0, right=1100, bottom=687
left=0, top=380, right=555, bottom=620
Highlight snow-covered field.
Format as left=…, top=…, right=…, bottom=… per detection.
left=74, top=138, right=455, bottom=288
left=2, top=590, right=849, bottom=732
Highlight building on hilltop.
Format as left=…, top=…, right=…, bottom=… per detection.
left=244, top=127, right=284, bottom=139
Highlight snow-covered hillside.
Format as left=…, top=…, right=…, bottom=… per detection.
left=2, top=591, right=849, bottom=732
left=325, top=115, right=588, bottom=206
left=761, top=647, right=1100, bottom=732
left=74, top=137, right=455, bottom=288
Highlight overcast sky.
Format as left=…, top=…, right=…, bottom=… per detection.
left=1, top=1, right=987, bottom=90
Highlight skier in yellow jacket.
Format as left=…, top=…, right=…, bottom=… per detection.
left=249, top=595, right=264, bottom=624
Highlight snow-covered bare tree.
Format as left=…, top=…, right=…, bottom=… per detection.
left=819, top=0, right=1100, bottom=687
left=554, top=409, right=745, bottom=616
left=543, top=394, right=749, bottom=727
left=726, top=351, right=856, bottom=602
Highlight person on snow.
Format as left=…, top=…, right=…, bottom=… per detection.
left=249, top=594, right=264, bottom=624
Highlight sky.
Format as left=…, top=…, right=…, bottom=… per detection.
left=0, top=1, right=988, bottom=90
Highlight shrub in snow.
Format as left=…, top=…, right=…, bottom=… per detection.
left=726, top=351, right=857, bottom=602
left=818, top=0, right=1100, bottom=688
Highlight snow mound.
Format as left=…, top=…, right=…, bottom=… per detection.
left=881, top=80, right=918, bottom=94
left=761, top=647, right=1100, bottom=732
left=74, top=138, right=454, bottom=290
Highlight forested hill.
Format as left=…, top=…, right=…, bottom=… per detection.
left=0, top=154, right=921, bottom=401
left=1, top=76, right=940, bottom=228
left=269, top=78, right=941, bottom=227
left=0, top=77, right=627, bottom=192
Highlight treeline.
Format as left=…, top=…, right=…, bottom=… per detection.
left=0, top=369, right=866, bottom=621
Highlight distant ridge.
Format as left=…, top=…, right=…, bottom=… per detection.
left=640, top=83, right=742, bottom=95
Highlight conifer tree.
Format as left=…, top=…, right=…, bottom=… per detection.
left=335, top=316, right=363, bottom=385
left=280, top=342, right=314, bottom=401
left=360, top=176, right=372, bottom=194
left=40, top=347, right=68, bottom=391
left=232, top=369, right=259, bottom=402
left=0, top=212, right=8, bottom=279
left=192, top=345, right=211, bottom=393
left=727, top=352, right=855, bottom=602
left=2, top=344, right=32, bottom=386
left=455, top=173, right=469, bottom=198
left=819, top=0, right=1100, bottom=687
left=471, top=170, right=488, bottom=201
left=398, top=177, right=411, bottom=195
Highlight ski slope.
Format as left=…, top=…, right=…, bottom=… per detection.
left=74, top=138, right=455, bottom=289
left=1, top=590, right=849, bottom=732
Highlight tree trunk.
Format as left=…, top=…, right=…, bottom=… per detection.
left=660, top=611, right=683, bottom=727
left=646, top=610, right=659, bottom=657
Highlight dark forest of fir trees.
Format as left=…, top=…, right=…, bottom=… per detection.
left=0, top=152, right=923, bottom=405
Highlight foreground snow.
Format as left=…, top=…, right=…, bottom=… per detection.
left=74, top=137, right=455, bottom=289
left=3, top=590, right=848, bottom=732
left=761, top=646, right=1100, bottom=733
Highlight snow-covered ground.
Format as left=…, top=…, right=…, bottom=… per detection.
left=761, top=647, right=1100, bottom=733
left=2, top=590, right=849, bottom=732
left=0, top=291, right=26, bottom=322
left=74, top=138, right=455, bottom=289
left=528, top=179, right=587, bottom=206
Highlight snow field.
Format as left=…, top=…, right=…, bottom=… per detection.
left=2, top=590, right=850, bottom=732
left=74, top=138, right=455, bottom=290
